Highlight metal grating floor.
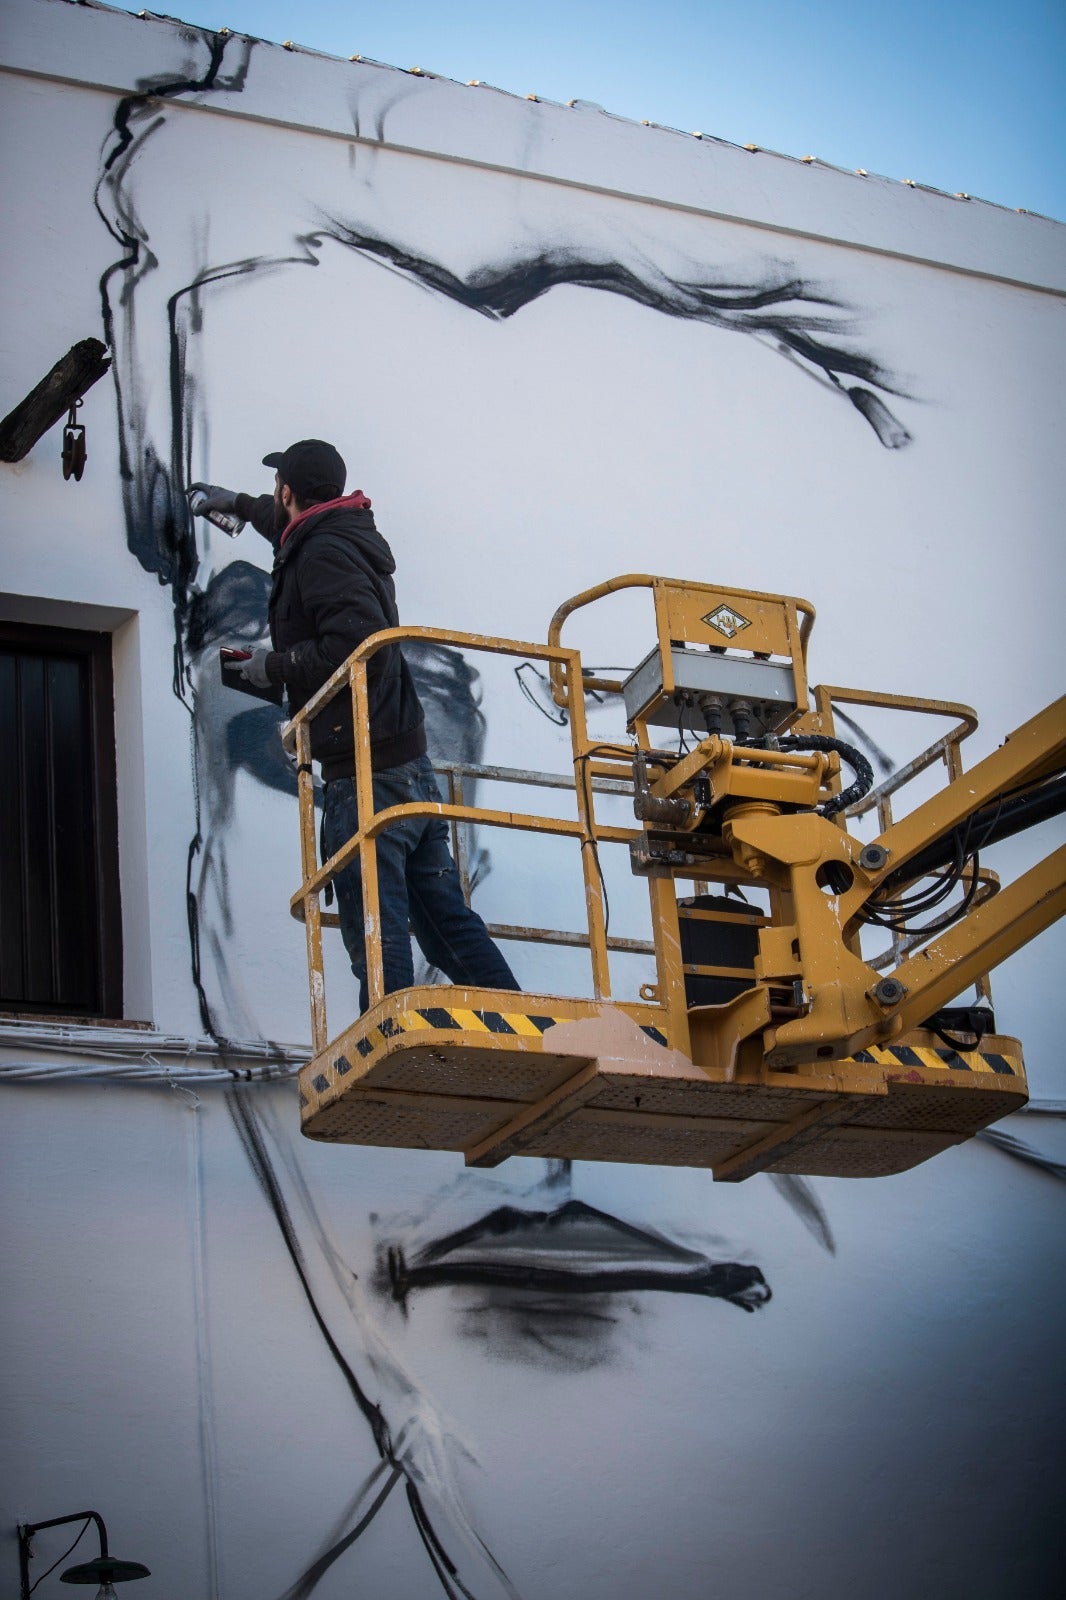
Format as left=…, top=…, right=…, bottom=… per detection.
left=300, top=990, right=1027, bottom=1178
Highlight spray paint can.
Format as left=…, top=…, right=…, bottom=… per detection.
left=187, top=483, right=245, bottom=538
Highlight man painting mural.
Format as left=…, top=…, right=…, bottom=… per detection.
left=196, top=441, right=520, bottom=1013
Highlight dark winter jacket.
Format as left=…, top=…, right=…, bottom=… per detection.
left=235, top=490, right=426, bottom=779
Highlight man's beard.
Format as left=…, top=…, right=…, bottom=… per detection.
left=273, top=489, right=290, bottom=537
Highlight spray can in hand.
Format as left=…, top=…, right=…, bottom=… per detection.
left=187, top=482, right=245, bottom=538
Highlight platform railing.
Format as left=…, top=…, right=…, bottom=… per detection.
left=282, top=626, right=1002, bottom=1059
left=545, top=572, right=816, bottom=708
left=282, top=626, right=650, bottom=1055
left=432, top=760, right=654, bottom=956
left=811, top=683, right=994, bottom=991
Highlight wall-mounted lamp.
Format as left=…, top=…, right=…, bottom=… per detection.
left=17, top=1510, right=149, bottom=1599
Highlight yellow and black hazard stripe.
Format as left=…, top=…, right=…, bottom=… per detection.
left=304, top=1005, right=671, bottom=1096
left=358, top=1005, right=668, bottom=1052
left=850, top=1044, right=1018, bottom=1076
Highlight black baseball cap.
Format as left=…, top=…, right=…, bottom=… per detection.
left=263, top=439, right=346, bottom=501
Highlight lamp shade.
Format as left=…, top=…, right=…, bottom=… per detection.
left=60, top=1554, right=151, bottom=1585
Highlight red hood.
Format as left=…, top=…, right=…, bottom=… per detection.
left=279, top=490, right=372, bottom=548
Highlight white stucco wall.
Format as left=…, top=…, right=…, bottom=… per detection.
left=2, top=4, right=1063, bottom=1598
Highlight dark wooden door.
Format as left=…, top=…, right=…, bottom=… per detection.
left=0, top=624, right=121, bottom=1016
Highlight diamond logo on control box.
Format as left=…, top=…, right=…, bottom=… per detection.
left=702, top=604, right=751, bottom=640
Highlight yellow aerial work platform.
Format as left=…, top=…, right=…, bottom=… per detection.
left=283, top=575, right=1065, bottom=1180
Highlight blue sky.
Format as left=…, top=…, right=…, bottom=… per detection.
left=112, top=1, right=1065, bottom=220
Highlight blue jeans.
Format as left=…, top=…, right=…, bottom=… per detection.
left=322, top=755, right=520, bottom=1014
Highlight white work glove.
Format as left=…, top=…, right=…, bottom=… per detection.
left=240, top=645, right=275, bottom=690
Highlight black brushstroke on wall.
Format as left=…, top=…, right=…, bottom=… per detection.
left=977, top=1126, right=1066, bottom=1181
left=375, top=1193, right=772, bottom=1371
left=68, top=33, right=887, bottom=1591
left=91, top=22, right=917, bottom=1035
left=278, top=1463, right=403, bottom=1600
left=227, top=1087, right=516, bottom=1600
left=95, top=30, right=254, bottom=599
left=386, top=1200, right=771, bottom=1307
left=95, top=26, right=914, bottom=602
left=769, top=1174, right=837, bottom=1253
left=318, top=221, right=913, bottom=450
left=186, top=562, right=295, bottom=795
left=122, top=234, right=913, bottom=595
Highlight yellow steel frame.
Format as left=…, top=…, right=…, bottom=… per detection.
left=806, top=682, right=990, bottom=986
left=545, top=572, right=815, bottom=717
left=283, top=573, right=1065, bottom=1179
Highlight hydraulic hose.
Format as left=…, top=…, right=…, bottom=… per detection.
left=882, top=771, right=1066, bottom=892
left=776, top=735, right=874, bottom=817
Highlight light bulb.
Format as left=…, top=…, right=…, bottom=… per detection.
left=95, top=1584, right=119, bottom=1600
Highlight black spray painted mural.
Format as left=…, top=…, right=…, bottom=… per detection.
left=98, top=30, right=912, bottom=585
left=84, top=22, right=935, bottom=1596
left=92, top=23, right=915, bottom=1038
left=227, top=1088, right=795, bottom=1598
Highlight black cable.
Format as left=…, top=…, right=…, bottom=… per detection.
left=831, top=705, right=895, bottom=775
left=578, top=743, right=631, bottom=766
left=575, top=740, right=646, bottom=941
left=863, top=857, right=965, bottom=926
left=864, top=855, right=983, bottom=937
left=881, top=771, right=1066, bottom=891
left=930, top=1025, right=984, bottom=1053
left=776, top=735, right=874, bottom=816
left=862, top=787, right=1008, bottom=939
left=574, top=747, right=613, bottom=938
left=513, top=662, right=567, bottom=725
left=513, top=661, right=637, bottom=726
left=866, top=851, right=966, bottom=923
left=28, top=1518, right=91, bottom=1595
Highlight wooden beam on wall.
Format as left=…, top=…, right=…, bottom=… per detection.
left=0, top=339, right=112, bottom=464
